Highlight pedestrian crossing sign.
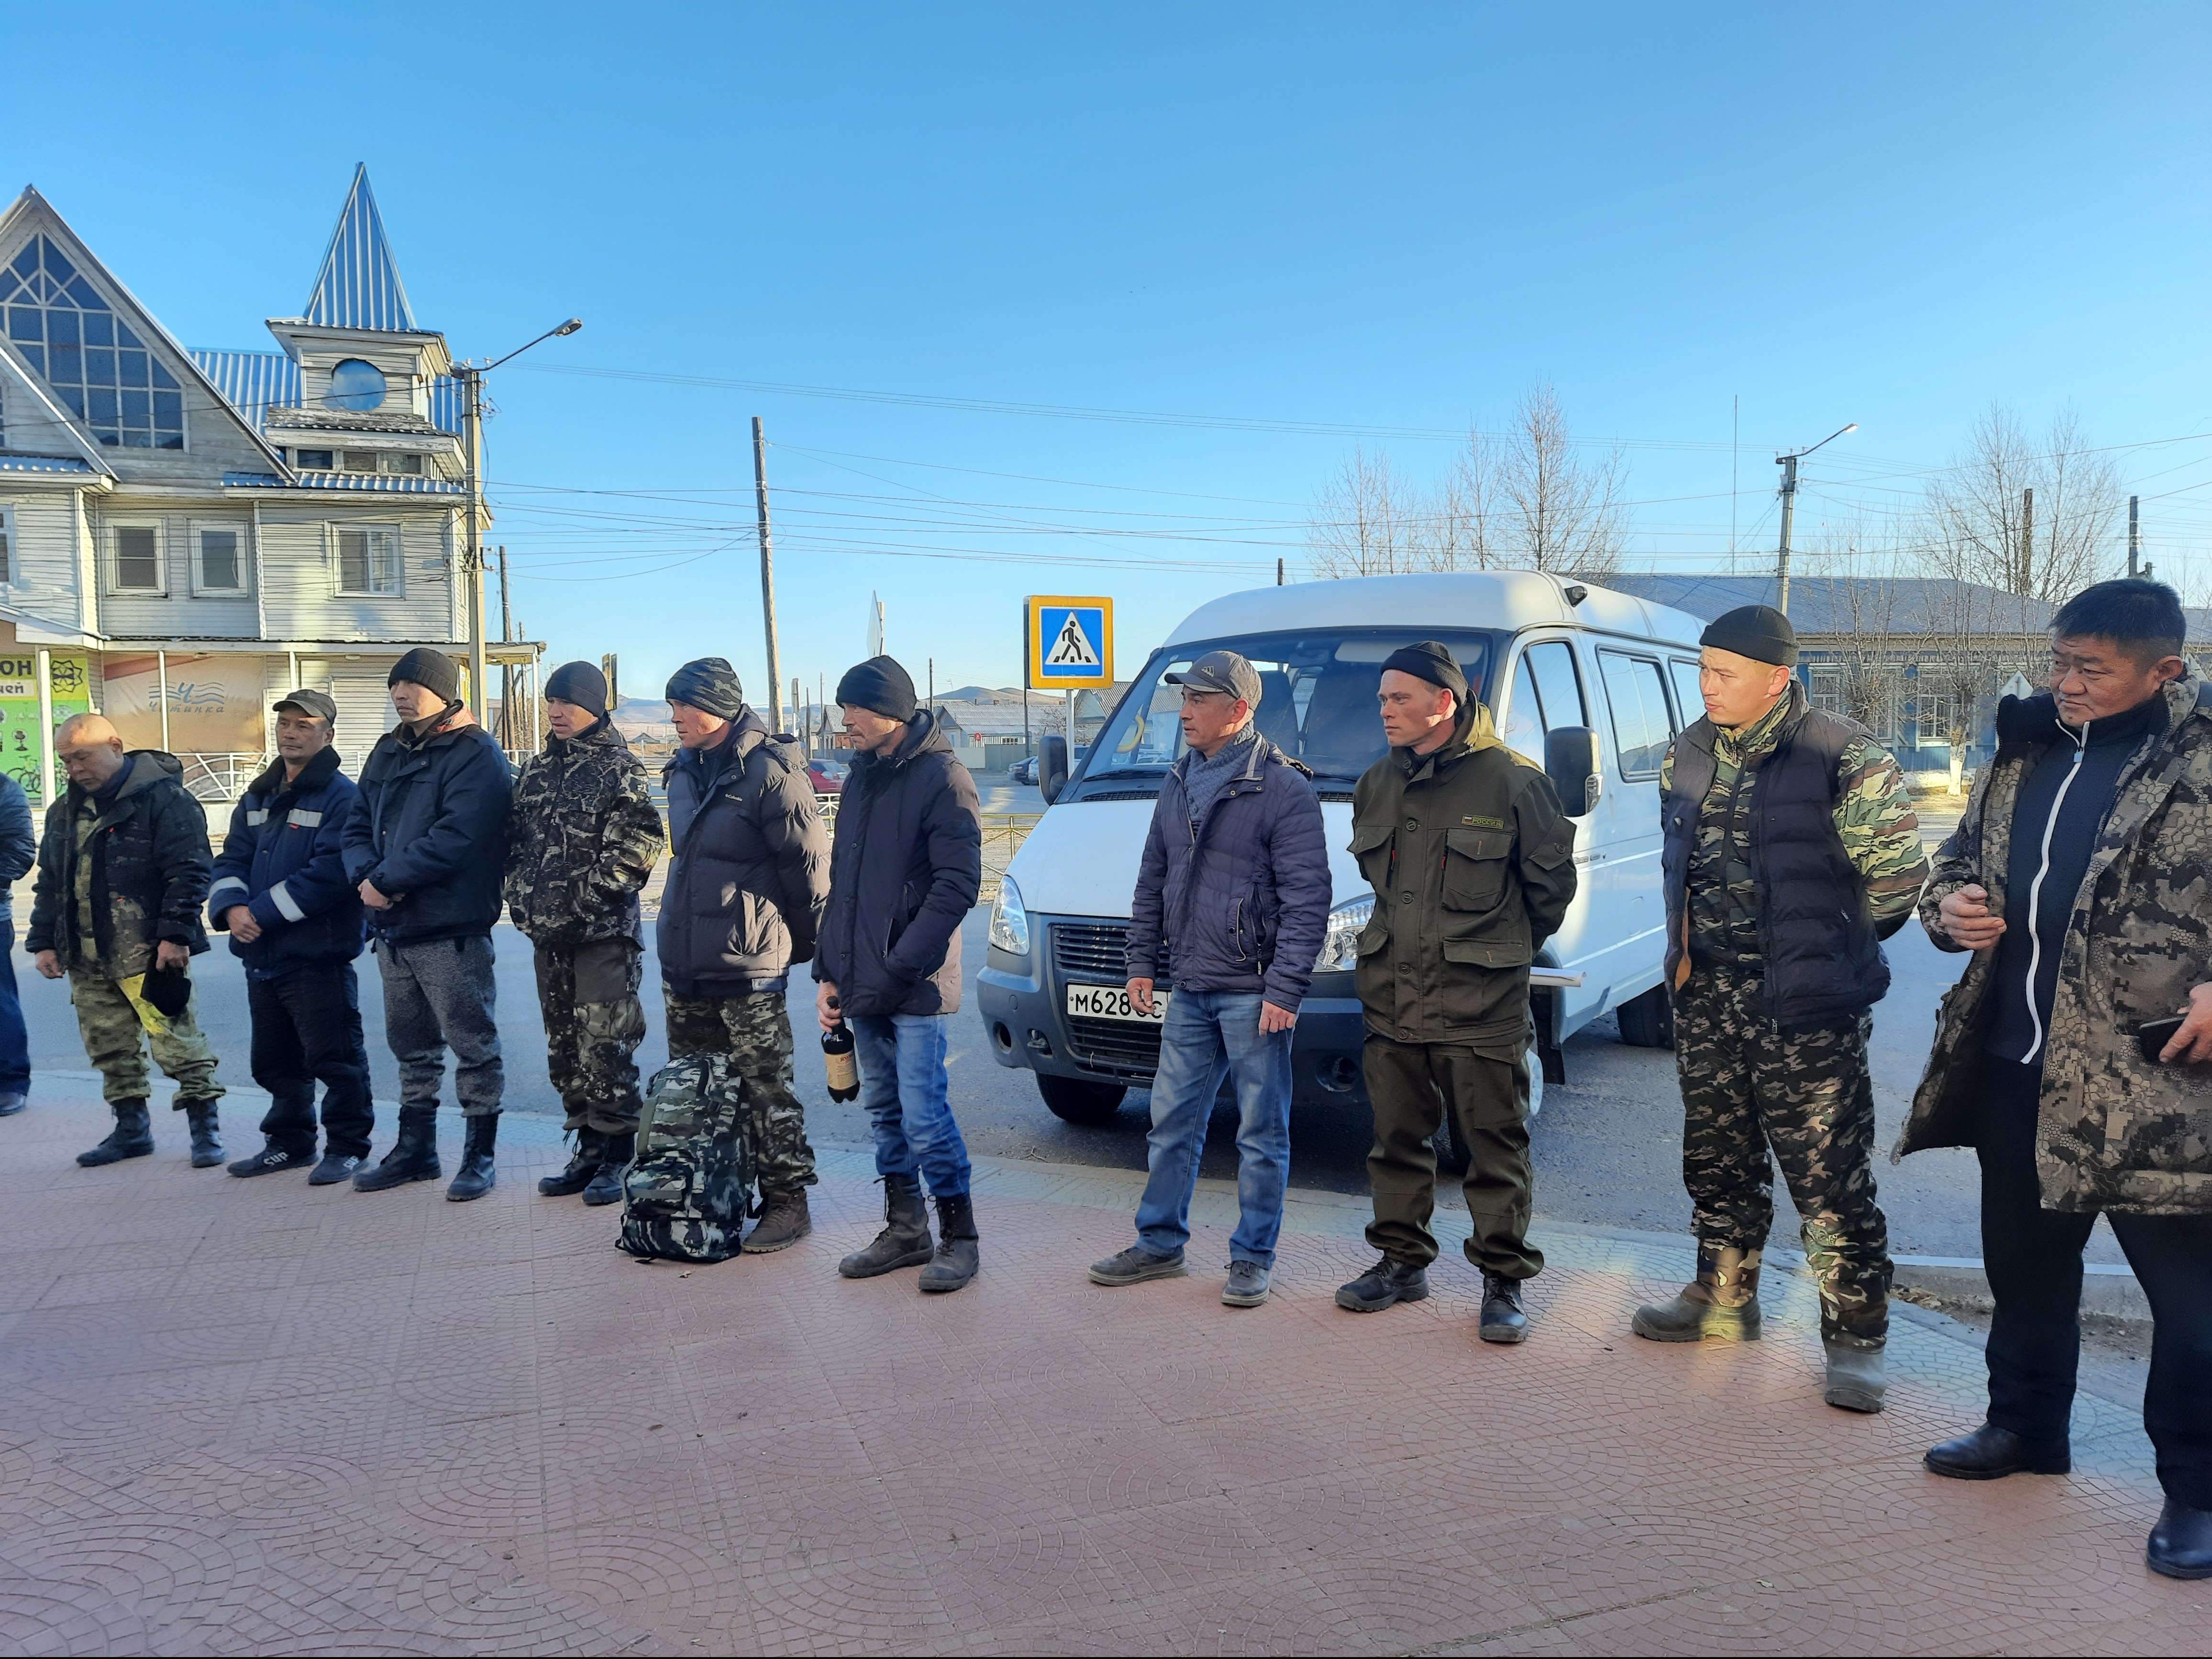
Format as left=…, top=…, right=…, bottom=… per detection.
left=1025, top=596, right=1114, bottom=689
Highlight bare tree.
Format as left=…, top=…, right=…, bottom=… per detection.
left=1915, top=576, right=2030, bottom=794
left=1305, top=447, right=1426, bottom=578
left=1920, top=404, right=2123, bottom=602
left=1809, top=534, right=1904, bottom=738
left=1496, top=385, right=1627, bottom=578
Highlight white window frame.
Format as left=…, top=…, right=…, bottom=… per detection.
left=189, top=520, right=250, bottom=596
left=0, top=504, right=14, bottom=586
left=331, top=521, right=404, bottom=598
left=107, top=518, right=166, bottom=596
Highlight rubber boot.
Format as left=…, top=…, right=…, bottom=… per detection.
left=446, top=1114, right=498, bottom=1202
left=580, top=1130, right=633, bottom=1207
left=742, top=1188, right=813, bottom=1253
left=538, top=1127, right=604, bottom=1197
left=77, top=1098, right=154, bottom=1167
left=838, top=1173, right=934, bottom=1278
left=1631, top=1247, right=1762, bottom=1342
left=353, top=1106, right=441, bottom=1192
left=918, top=1193, right=979, bottom=1293
left=183, top=1100, right=224, bottom=1169
left=1822, top=1334, right=1886, bottom=1413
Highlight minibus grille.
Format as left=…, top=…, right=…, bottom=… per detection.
left=1052, top=922, right=1129, bottom=980
left=1063, top=1018, right=1162, bottom=1078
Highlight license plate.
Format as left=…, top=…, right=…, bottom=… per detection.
left=1065, top=983, right=1168, bottom=1024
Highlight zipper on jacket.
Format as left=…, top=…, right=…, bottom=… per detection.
left=2019, top=716, right=2089, bottom=1065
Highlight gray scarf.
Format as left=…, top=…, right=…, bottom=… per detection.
left=1183, top=724, right=1260, bottom=835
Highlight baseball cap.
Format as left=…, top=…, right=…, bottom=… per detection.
left=273, top=689, right=338, bottom=723
left=1164, top=649, right=1262, bottom=708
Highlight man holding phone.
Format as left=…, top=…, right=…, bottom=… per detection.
left=1903, top=579, right=2212, bottom=1581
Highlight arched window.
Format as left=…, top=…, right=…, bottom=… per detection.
left=324, top=358, right=387, bottom=413
left=1, top=236, right=184, bottom=449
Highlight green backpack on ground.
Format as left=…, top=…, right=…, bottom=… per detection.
left=618, top=1054, right=753, bottom=1263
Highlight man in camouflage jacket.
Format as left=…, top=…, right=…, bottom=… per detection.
left=1635, top=605, right=1927, bottom=1417
left=506, top=661, right=664, bottom=1206
left=1903, top=580, right=2212, bottom=1578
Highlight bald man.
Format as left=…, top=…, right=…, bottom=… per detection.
left=28, top=713, right=226, bottom=1168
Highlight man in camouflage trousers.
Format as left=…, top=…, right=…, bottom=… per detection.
left=659, top=658, right=830, bottom=1254
left=1635, top=605, right=1927, bottom=1414
left=508, top=661, right=665, bottom=1206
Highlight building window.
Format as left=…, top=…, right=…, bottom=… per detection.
left=111, top=523, right=163, bottom=592
left=0, top=504, right=13, bottom=584
left=294, top=448, right=335, bottom=470
left=342, top=451, right=379, bottom=473
left=335, top=525, right=401, bottom=595
left=1917, top=691, right=1957, bottom=747
left=194, top=524, right=246, bottom=593
left=324, top=358, right=387, bottom=413
left=1, top=235, right=185, bottom=450
left=334, top=450, right=423, bottom=476
left=1809, top=663, right=1902, bottom=742
left=387, top=453, right=423, bottom=475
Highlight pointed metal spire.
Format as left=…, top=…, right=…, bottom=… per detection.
left=303, top=164, right=417, bottom=331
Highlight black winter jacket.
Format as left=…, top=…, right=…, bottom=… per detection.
left=1125, top=733, right=1331, bottom=1012
left=658, top=709, right=829, bottom=998
left=813, top=711, right=981, bottom=1019
left=28, top=750, right=212, bottom=974
left=208, top=746, right=367, bottom=978
left=507, top=717, right=664, bottom=950
left=343, top=710, right=514, bottom=944
left=0, top=775, right=34, bottom=929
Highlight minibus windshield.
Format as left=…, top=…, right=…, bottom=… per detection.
left=1078, top=630, right=1495, bottom=790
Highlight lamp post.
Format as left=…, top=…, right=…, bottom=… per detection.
left=1774, top=421, right=1857, bottom=618
left=456, top=318, right=581, bottom=709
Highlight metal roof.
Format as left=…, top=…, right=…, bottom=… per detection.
left=1600, top=572, right=2212, bottom=643
left=305, top=166, right=417, bottom=332
left=191, top=350, right=300, bottom=424
left=221, top=469, right=463, bottom=495
left=0, top=453, right=97, bottom=473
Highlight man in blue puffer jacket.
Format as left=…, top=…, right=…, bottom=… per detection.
left=209, top=690, right=372, bottom=1184
left=1091, top=649, right=1330, bottom=1310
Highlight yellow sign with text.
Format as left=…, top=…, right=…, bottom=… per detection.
left=1023, top=596, right=1114, bottom=690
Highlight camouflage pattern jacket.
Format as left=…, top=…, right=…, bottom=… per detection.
left=1899, top=674, right=2212, bottom=1216
left=505, top=718, right=664, bottom=949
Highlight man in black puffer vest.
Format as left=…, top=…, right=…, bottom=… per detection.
left=657, top=657, right=829, bottom=1252
left=1634, top=606, right=1929, bottom=1414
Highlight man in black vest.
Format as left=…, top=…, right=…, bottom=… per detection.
left=1633, top=605, right=1928, bottom=1413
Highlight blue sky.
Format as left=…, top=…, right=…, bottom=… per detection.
left=10, top=2, right=2211, bottom=705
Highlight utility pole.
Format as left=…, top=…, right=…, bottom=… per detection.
left=497, top=544, right=513, bottom=747
left=1276, top=557, right=1284, bottom=586
left=601, top=653, right=619, bottom=709
left=928, top=658, right=935, bottom=711
left=1773, top=421, right=1857, bottom=618
left=460, top=365, right=487, bottom=709
left=2021, top=487, right=2035, bottom=595
left=2129, top=495, right=2141, bottom=577
left=752, top=417, right=783, bottom=732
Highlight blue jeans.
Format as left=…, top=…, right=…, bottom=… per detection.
left=1135, top=989, right=1293, bottom=1269
left=852, top=1012, right=972, bottom=1198
left=0, top=918, right=26, bottom=1091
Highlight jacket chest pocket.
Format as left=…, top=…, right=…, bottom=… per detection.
left=1350, top=823, right=1394, bottom=891
left=1441, top=828, right=1511, bottom=911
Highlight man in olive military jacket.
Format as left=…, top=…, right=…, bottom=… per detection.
left=1337, top=641, right=1578, bottom=1342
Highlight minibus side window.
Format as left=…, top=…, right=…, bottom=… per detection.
left=1503, top=639, right=1589, bottom=768
left=1503, top=656, right=1546, bottom=764
left=1598, top=652, right=1672, bottom=779
left=1668, top=658, right=1703, bottom=730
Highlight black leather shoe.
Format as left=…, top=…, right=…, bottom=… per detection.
left=1479, top=1272, right=1529, bottom=1344
left=228, top=1141, right=315, bottom=1178
left=1336, top=1255, right=1429, bottom=1313
left=309, top=1152, right=365, bottom=1186
left=2148, top=1500, right=2212, bottom=1580
left=1924, top=1422, right=2071, bottom=1480
left=0, top=1090, right=27, bottom=1117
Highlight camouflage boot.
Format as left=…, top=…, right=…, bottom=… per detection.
left=1631, top=1247, right=1763, bottom=1342
left=183, top=1100, right=224, bottom=1170
left=580, top=1131, right=633, bottom=1208
left=742, top=1189, right=813, bottom=1254
left=77, top=1099, right=154, bottom=1167
left=538, top=1128, right=605, bottom=1197
left=838, top=1174, right=934, bottom=1279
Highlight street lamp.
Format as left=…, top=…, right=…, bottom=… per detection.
left=454, top=319, right=583, bottom=716
left=1774, top=421, right=1856, bottom=618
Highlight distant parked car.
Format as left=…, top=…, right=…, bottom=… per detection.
left=806, top=759, right=848, bottom=795
left=1008, top=756, right=1040, bottom=785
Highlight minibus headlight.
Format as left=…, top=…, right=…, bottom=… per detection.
left=988, top=877, right=1031, bottom=956
left=1314, top=895, right=1374, bottom=972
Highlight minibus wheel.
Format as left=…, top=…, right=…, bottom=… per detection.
left=1039, top=1075, right=1128, bottom=1127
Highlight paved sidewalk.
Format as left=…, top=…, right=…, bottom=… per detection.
left=0, top=1089, right=2203, bottom=1656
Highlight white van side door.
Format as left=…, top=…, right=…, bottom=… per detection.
left=1581, top=641, right=1681, bottom=1015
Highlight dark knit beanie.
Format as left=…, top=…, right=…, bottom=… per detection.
left=836, top=655, right=918, bottom=722
left=664, top=657, right=745, bottom=720
left=388, top=647, right=461, bottom=703
left=1380, top=640, right=1470, bottom=701
left=545, top=660, right=609, bottom=717
left=1700, top=605, right=1798, bottom=668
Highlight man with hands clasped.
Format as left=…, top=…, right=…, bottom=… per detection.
left=1902, top=579, right=2212, bottom=1581
left=1088, top=650, right=1328, bottom=1309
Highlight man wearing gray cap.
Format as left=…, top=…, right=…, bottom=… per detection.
left=1634, top=603, right=1927, bottom=1415
left=208, top=689, right=373, bottom=1183
left=1090, top=649, right=1329, bottom=1308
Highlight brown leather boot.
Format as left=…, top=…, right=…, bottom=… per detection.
left=741, top=1189, right=812, bottom=1253
left=1631, top=1246, right=1763, bottom=1342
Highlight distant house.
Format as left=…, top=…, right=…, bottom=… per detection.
left=1603, top=572, right=2212, bottom=775
left=0, top=166, right=539, bottom=798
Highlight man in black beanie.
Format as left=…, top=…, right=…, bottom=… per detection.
left=657, top=657, right=830, bottom=1252
left=509, top=662, right=665, bottom=1206
left=342, top=648, right=514, bottom=1201
left=1336, top=640, right=1578, bottom=1341
left=1633, top=603, right=1928, bottom=1416
left=816, top=654, right=984, bottom=1291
